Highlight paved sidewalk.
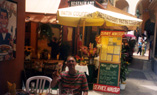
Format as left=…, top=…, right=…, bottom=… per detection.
left=88, top=68, right=157, bottom=95
left=87, top=43, right=157, bottom=95
left=120, top=69, right=157, bottom=95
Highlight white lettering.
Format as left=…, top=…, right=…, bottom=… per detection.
left=107, top=87, right=120, bottom=92
left=93, top=85, right=98, bottom=90
left=70, top=1, right=94, bottom=6
left=60, top=11, right=72, bottom=16
left=93, top=84, right=120, bottom=94
left=97, top=85, right=101, bottom=90
left=94, top=85, right=107, bottom=91
left=102, top=86, right=107, bottom=91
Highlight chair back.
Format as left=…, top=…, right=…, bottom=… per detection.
left=26, top=76, right=52, bottom=93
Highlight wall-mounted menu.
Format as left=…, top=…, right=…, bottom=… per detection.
left=98, top=62, right=120, bottom=86
left=100, top=31, right=125, bottom=63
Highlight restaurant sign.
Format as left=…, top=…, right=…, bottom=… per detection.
left=93, top=84, right=120, bottom=94
left=100, top=31, right=125, bottom=37
left=69, top=1, right=95, bottom=6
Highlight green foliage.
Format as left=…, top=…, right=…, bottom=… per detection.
left=38, top=24, right=54, bottom=40
left=128, top=39, right=136, bottom=49
left=120, top=48, right=130, bottom=83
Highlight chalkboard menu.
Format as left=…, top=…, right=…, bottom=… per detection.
left=98, top=63, right=120, bottom=86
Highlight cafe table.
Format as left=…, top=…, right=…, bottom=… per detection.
left=65, top=64, right=89, bottom=75
left=42, top=60, right=64, bottom=76
left=4, top=89, right=29, bottom=95
left=4, top=89, right=59, bottom=95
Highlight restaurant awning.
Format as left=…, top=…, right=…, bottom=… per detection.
left=25, top=13, right=57, bottom=24
left=97, top=1, right=136, bottom=18
left=57, top=4, right=142, bottom=45
left=57, top=5, right=142, bottom=27
left=26, top=0, right=61, bottom=14
left=25, top=0, right=64, bottom=24
left=95, top=1, right=138, bottom=30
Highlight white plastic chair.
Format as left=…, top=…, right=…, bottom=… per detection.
left=26, top=76, right=52, bottom=94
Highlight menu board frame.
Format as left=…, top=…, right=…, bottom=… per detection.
left=97, top=62, right=120, bottom=86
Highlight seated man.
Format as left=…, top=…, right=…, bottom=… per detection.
left=51, top=56, right=89, bottom=95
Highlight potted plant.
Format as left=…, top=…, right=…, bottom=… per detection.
left=38, top=24, right=54, bottom=41
left=80, top=43, right=97, bottom=64
left=120, top=46, right=130, bottom=90
left=74, top=55, right=87, bottom=65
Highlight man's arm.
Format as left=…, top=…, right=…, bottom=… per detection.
left=81, top=74, right=89, bottom=95
left=51, top=71, right=60, bottom=88
left=51, top=77, right=58, bottom=88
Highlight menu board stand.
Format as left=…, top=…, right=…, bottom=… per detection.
left=93, top=31, right=125, bottom=94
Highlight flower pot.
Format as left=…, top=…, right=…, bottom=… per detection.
left=120, top=83, right=126, bottom=90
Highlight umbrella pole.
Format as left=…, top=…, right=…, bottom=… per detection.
left=81, top=19, right=85, bottom=56
left=82, top=19, right=85, bottom=46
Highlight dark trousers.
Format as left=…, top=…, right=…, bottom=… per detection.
left=137, top=47, right=142, bottom=55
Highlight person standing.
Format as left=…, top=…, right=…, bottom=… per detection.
left=51, top=56, right=89, bottom=95
left=47, top=37, right=59, bottom=59
left=142, top=41, right=146, bottom=56
left=0, top=8, right=13, bottom=45
left=137, top=39, right=142, bottom=55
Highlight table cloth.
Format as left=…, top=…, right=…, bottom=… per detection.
left=65, top=64, right=89, bottom=75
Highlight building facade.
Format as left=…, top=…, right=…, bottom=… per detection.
left=114, top=0, right=157, bottom=74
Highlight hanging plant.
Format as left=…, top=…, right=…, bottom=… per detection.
left=38, top=24, right=54, bottom=40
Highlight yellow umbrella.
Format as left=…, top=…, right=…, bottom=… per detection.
left=57, top=5, right=142, bottom=45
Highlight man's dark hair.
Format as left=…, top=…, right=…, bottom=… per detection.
left=0, top=8, right=8, bottom=18
left=66, top=56, right=76, bottom=61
